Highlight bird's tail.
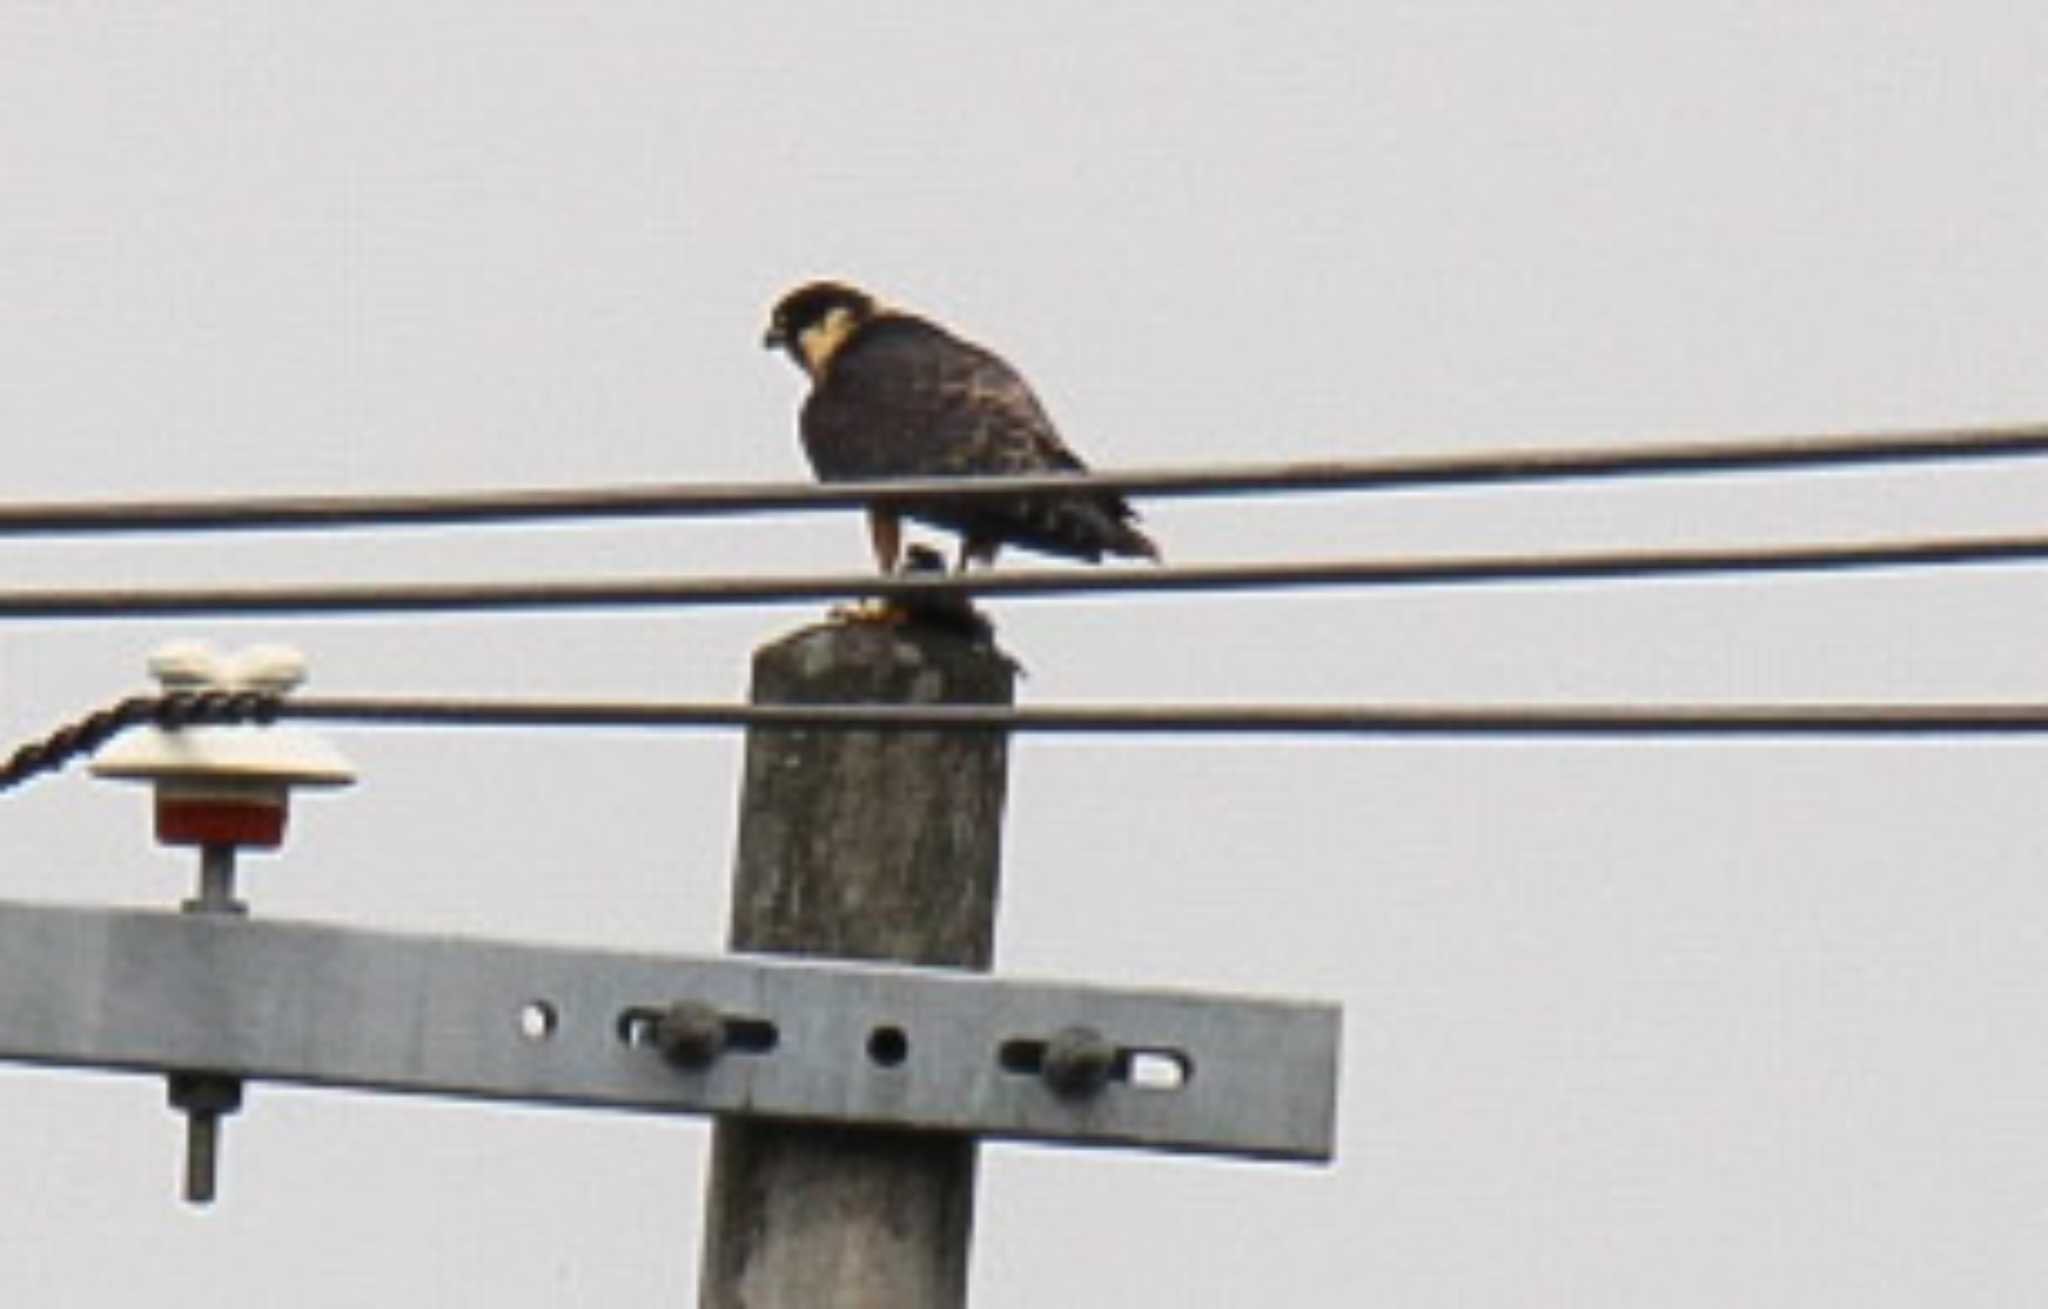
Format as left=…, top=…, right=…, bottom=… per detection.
left=1110, top=522, right=1163, bottom=563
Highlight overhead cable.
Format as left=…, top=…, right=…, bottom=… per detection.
left=279, top=696, right=2048, bottom=737
left=0, top=691, right=279, bottom=793
left=11, top=693, right=2048, bottom=794
left=6, top=529, right=2048, bottom=619
left=2, top=420, right=2047, bottom=537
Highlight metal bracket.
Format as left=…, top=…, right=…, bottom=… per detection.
left=0, top=898, right=1338, bottom=1161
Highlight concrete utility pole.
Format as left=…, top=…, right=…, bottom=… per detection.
left=699, top=618, right=1015, bottom=1309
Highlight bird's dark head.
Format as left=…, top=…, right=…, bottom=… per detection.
left=763, top=280, right=877, bottom=378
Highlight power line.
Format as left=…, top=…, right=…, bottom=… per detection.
left=268, top=696, right=2048, bottom=736
left=11, top=690, right=2047, bottom=792
left=3, top=420, right=2047, bottom=537
left=0, top=692, right=279, bottom=793
left=6, top=529, right=2048, bottom=619
left=12, top=693, right=2048, bottom=794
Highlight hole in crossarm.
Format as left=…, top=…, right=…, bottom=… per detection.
left=724, top=1017, right=778, bottom=1054
left=999, top=1035, right=1191, bottom=1091
left=614, top=1007, right=780, bottom=1054
left=997, top=1038, right=1047, bottom=1075
left=617, top=1009, right=656, bottom=1047
left=517, top=1000, right=559, bottom=1043
left=867, top=1025, right=909, bottom=1067
left=1123, top=1048, right=1192, bottom=1091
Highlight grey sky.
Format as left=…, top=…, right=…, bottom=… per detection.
left=4, top=3, right=2048, bottom=1304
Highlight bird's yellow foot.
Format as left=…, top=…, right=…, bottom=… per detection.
left=829, top=545, right=948, bottom=625
left=827, top=597, right=913, bottom=626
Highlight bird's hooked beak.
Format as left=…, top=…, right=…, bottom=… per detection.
left=762, top=318, right=788, bottom=352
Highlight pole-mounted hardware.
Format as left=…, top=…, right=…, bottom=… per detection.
left=0, top=627, right=1340, bottom=1274
left=88, top=642, right=354, bottom=1205
left=1037, top=1025, right=1119, bottom=1098
left=0, top=899, right=1339, bottom=1162
left=647, top=1001, right=730, bottom=1070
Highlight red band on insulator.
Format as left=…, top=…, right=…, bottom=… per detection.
left=155, top=798, right=288, bottom=848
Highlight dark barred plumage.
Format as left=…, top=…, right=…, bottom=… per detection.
left=764, top=281, right=1159, bottom=573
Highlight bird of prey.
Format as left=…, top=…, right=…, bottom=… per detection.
left=763, top=280, right=1160, bottom=574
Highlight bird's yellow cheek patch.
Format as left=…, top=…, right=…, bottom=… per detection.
left=797, top=306, right=862, bottom=377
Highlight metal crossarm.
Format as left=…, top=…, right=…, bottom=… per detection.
left=0, top=898, right=1339, bottom=1162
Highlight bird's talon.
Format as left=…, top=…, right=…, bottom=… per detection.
left=827, top=598, right=912, bottom=626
